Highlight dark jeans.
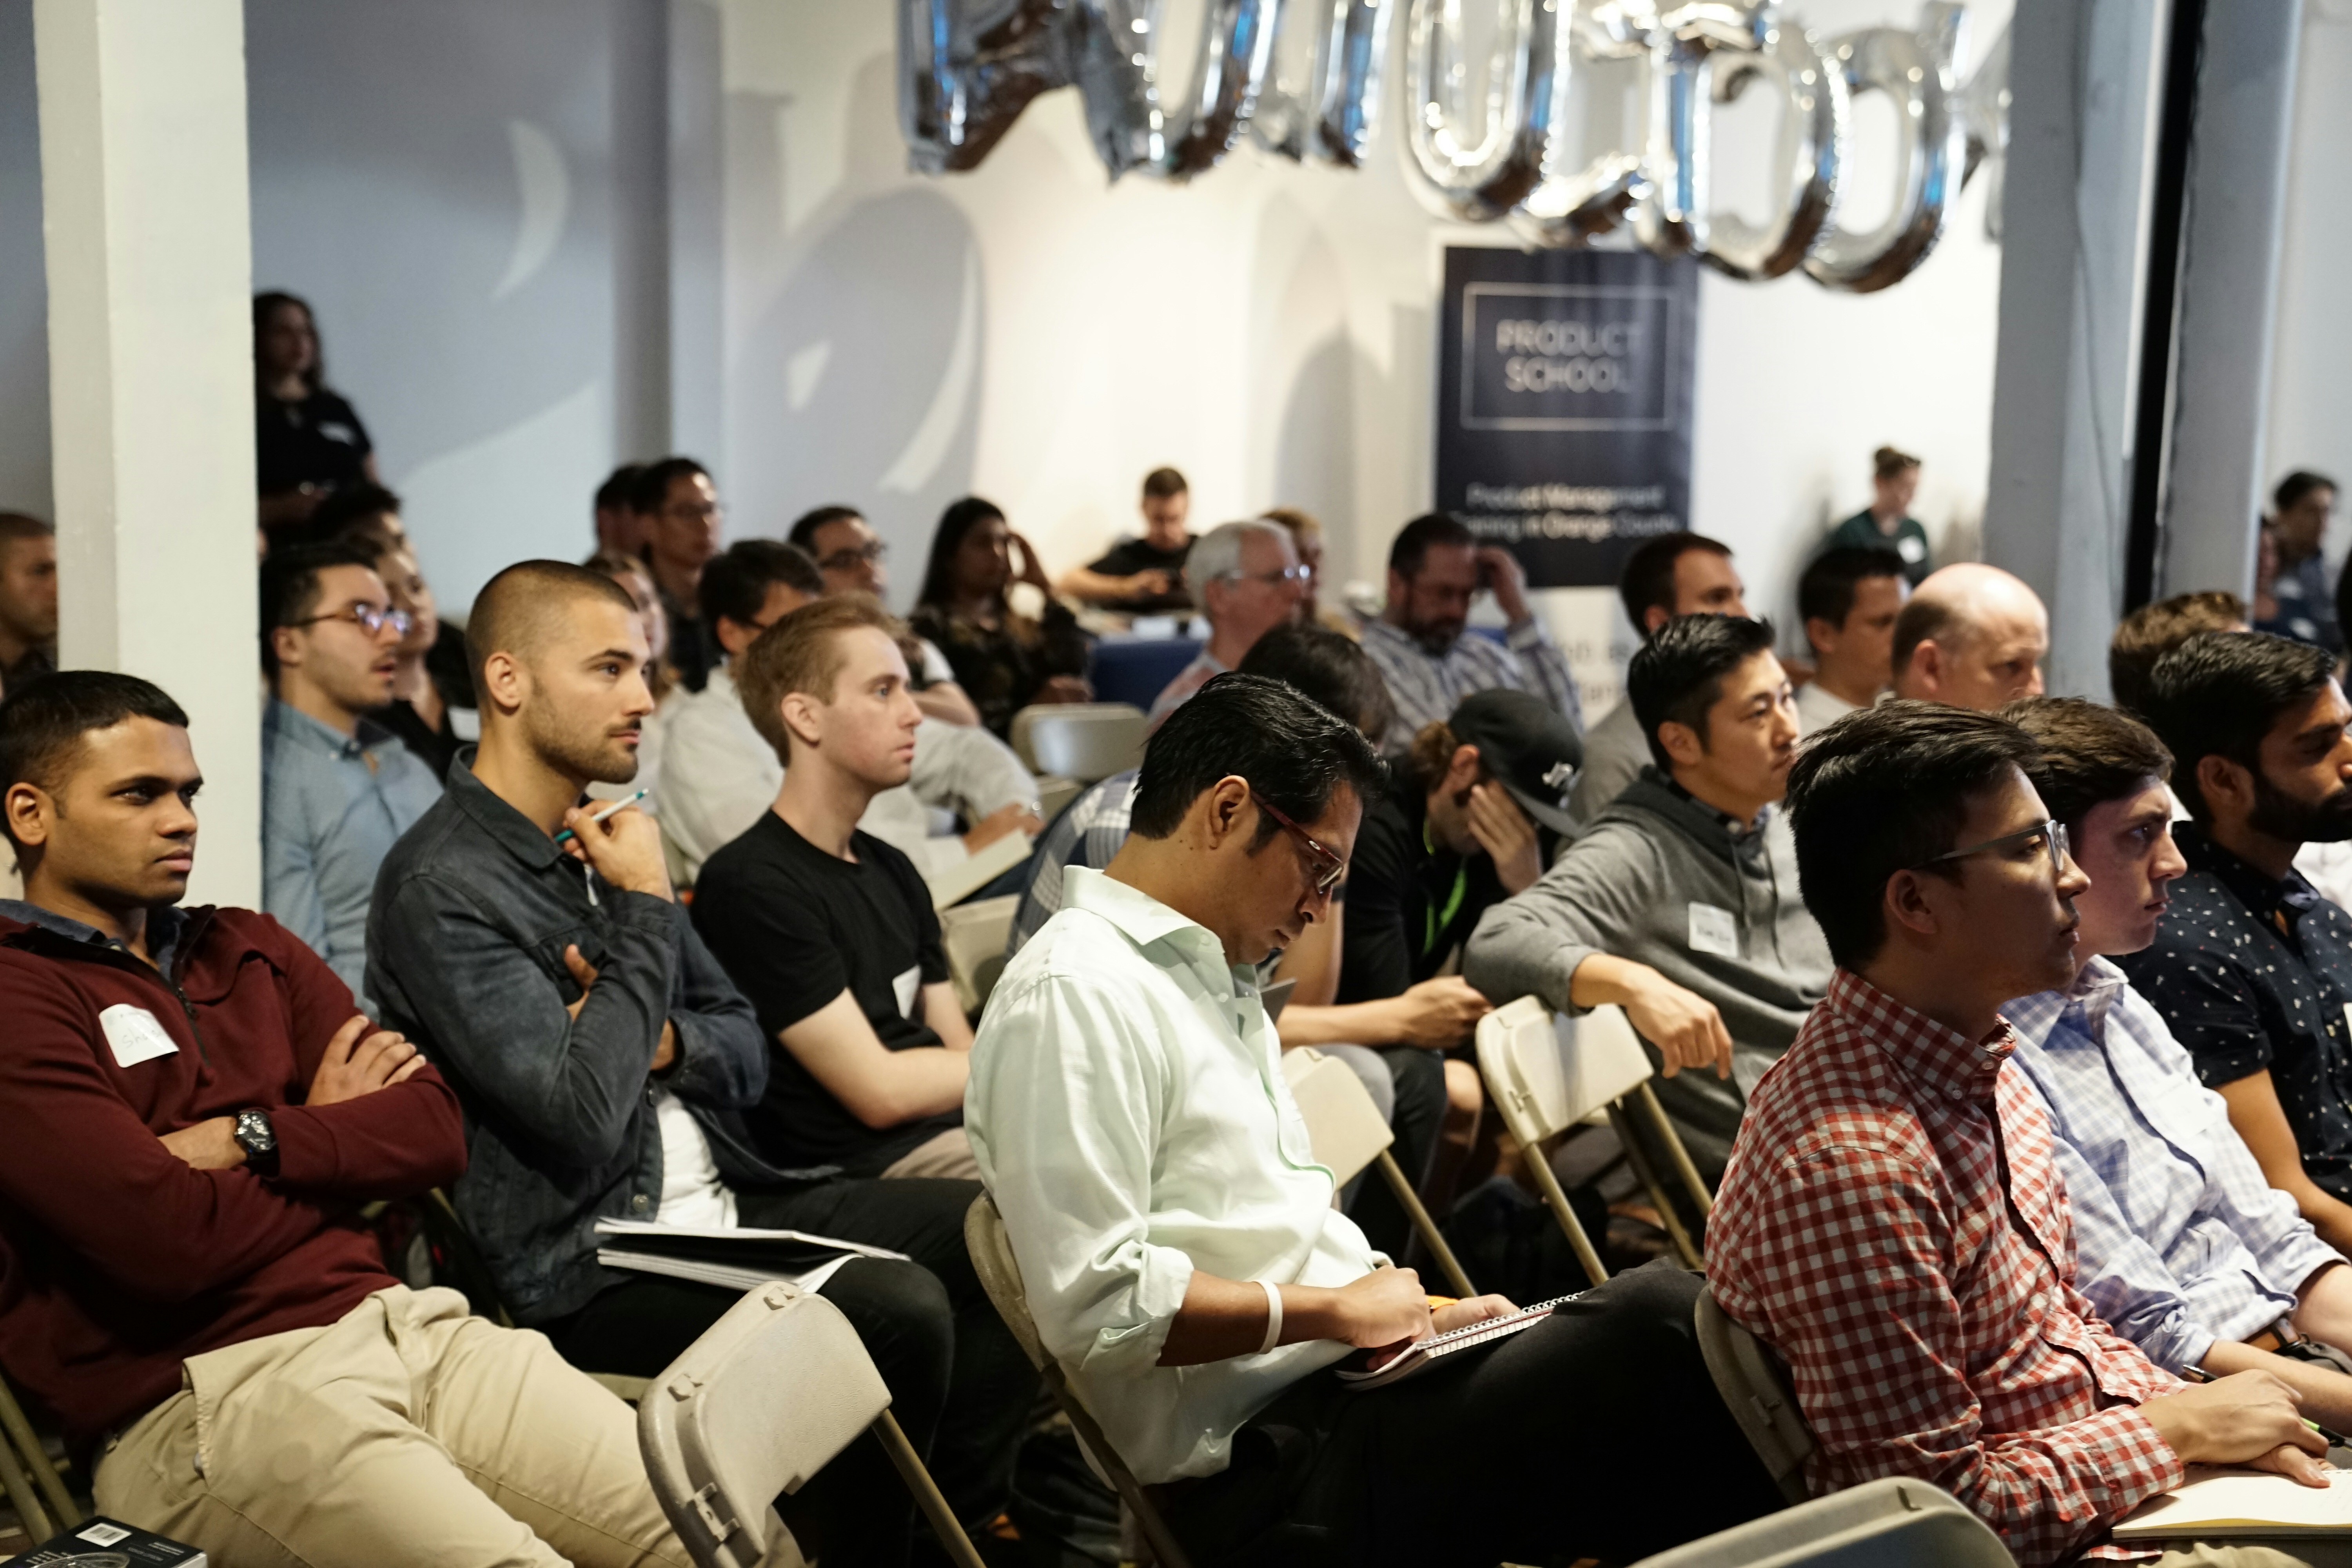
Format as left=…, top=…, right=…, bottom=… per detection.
left=544, top=1177, right=1035, bottom=1567
left=1345, top=1045, right=1449, bottom=1261
left=1164, top=1260, right=1782, bottom=1568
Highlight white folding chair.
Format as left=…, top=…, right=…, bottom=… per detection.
left=939, top=894, right=1021, bottom=1015
left=1474, top=996, right=1714, bottom=1279
left=1630, top=1475, right=2012, bottom=1568
left=1280, top=1048, right=1476, bottom=1298
left=965, top=1194, right=1196, bottom=1568
left=637, top=1280, right=984, bottom=1568
left=1694, top=1285, right=1816, bottom=1506
left=1011, top=703, right=1146, bottom=782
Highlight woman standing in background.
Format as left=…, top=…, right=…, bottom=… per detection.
left=1824, top=445, right=1931, bottom=586
left=254, top=291, right=380, bottom=537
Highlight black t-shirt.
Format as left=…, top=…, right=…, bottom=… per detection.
left=1087, top=535, right=1195, bottom=613
left=1337, top=769, right=1508, bottom=1005
left=256, top=388, right=373, bottom=495
left=690, top=811, right=956, bottom=1175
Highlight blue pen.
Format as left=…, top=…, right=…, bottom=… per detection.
left=554, top=788, right=648, bottom=846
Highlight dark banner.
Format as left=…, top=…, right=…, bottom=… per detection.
left=1435, top=245, right=1699, bottom=588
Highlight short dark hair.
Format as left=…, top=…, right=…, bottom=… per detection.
left=1236, top=622, right=1395, bottom=744
left=0, top=512, right=54, bottom=550
left=303, top=482, right=403, bottom=549
left=0, top=671, right=191, bottom=851
left=1388, top=512, right=1474, bottom=579
left=468, top=560, right=642, bottom=691
left=2140, top=630, right=2338, bottom=823
left=1142, top=467, right=1189, bottom=501
left=1798, top=547, right=1906, bottom=636
left=1129, top=673, right=1387, bottom=849
left=1618, top=532, right=1732, bottom=634
left=2109, top=591, right=2246, bottom=715
left=788, top=505, right=864, bottom=554
left=1783, top=701, right=2041, bottom=967
left=628, top=456, right=711, bottom=516
left=259, top=541, right=383, bottom=675
left=698, top=539, right=824, bottom=632
left=1627, top=615, right=1777, bottom=770
left=595, top=463, right=644, bottom=515
left=2277, top=470, right=2337, bottom=512
left=2000, top=697, right=2172, bottom=836
left=1873, top=445, right=1922, bottom=482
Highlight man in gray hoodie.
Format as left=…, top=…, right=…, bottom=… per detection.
left=1465, top=615, right=1833, bottom=1176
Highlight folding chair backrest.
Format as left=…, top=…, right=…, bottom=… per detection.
left=1475, top=996, right=1653, bottom=1145
left=1014, top=704, right=1147, bottom=782
left=638, top=1282, right=889, bottom=1568
left=940, top=894, right=1022, bottom=1014
left=1630, top=1475, right=2013, bottom=1567
left=1279, top=1048, right=1395, bottom=1187
left=1694, top=1286, right=1817, bottom=1506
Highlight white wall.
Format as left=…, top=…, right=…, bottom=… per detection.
left=2267, top=0, right=2352, bottom=572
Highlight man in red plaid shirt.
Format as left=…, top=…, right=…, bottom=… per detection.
left=1710, top=701, right=2330, bottom=1567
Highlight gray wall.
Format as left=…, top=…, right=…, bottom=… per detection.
left=0, top=0, right=49, bottom=518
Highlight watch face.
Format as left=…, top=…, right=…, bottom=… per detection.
left=238, top=1109, right=276, bottom=1152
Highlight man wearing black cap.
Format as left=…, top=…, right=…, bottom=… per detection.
left=1465, top=616, right=1831, bottom=1180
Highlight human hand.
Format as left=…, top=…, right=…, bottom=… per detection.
left=2142, top=1372, right=2328, bottom=1482
left=565, top=946, right=678, bottom=1073
left=1622, top=969, right=1733, bottom=1080
left=1329, top=1265, right=1435, bottom=1351
left=1008, top=531, right=1053, bottom=592
left=963, top=801, right=1044, bottom=855
left=1389, top=976, right=1492, bottom=1048
left=1123, top=570, right=1176, bottom=599
left=1474, top=546, right=1531, bottom=623
left=1466, top=781, right=1542, bottom=893
left=1431, top=1294, right=1520, bottom=1335
left=1039, top=675, right=1094, bottom=705
left=307, top=1014, right=426, bottom=1106
left=560, top=802, right=673, bottom=900
left=158, top=1116, right=244, bottom=1170
left=651, top=1020, right=678, bottom=1074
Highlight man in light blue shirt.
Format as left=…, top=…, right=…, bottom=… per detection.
left=2002, top=697, right=2352, bottom=1431
left=261, top=544, right=441, bottom=999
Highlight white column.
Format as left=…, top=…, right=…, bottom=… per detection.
left=35, top=0, right=260, bottom=907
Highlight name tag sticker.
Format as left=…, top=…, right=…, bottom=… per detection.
left=893, top=965, right=921, bottom=1020
left=1688, top=902, right=1740, bottom=959
left=1898, top=534, right=1926, bottom=563
left=99, top=1004, right=180, bottom=1069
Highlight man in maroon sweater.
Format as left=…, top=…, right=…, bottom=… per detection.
left=0, top=671, right=688, bottom=1567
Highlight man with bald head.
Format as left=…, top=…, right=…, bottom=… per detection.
left=1889, top=563, right=2049, bottom=711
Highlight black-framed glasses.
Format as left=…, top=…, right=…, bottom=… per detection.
left=818, top=540, right=888, bottom=572
left=1914, top=818, right=2072, bottom=874
left=291, top=602, right=411, bottom=638
left=1252, top=791, right=1345, bottom=896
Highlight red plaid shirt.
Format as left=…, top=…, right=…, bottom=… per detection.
left=1709, top=969, right=2186, bottom=1566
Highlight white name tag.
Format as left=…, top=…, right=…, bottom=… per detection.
left=1688, top=902, right=1740, bottom=960
left=99, top=1004, right=180, bottom=1069
left=893, top=965, right=922, bottom=1020
left=1898, top=534, right=1926, bottom=563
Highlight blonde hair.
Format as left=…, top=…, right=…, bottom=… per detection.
left=735, top=594, right=907, bottom=758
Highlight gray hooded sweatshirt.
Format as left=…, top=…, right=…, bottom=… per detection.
left=1463, top=766, right=1833, bottom=1176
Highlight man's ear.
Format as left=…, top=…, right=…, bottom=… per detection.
left=3, top=781, right=50, bottom=851
left=1642, top=604, right=1671, bottom=635
left=1804, top=616, right=1838, bottom=657
left=778, top=690, right=824, bottom=751
left=1385, top=568, right=1409, bottom=609
left=1909, top=639, right=1944, bottom=693
left=1446, top=743, right=1483, bottom=790
left=269, top=624, right=304, bottom=673
left=1193, top=775, right=1252, bottom=849
left=1657, top=719, right=1704, bottom=769
left=478, top=650, right=529, bottom=718
left=1882, top=867, right=1944, bottom=943
left=2196, top=753, right=2254, bottom=822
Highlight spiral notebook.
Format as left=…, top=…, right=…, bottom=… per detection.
left=2113, top=1466, right=2352, bottom=1541
left=1336, top=1292, right=1584, bottom=1391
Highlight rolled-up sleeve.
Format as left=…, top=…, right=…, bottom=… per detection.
left=1464, top=826, right=1651, bottom=1012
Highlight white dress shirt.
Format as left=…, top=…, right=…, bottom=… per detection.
left=967, top=867, right=1382, bottom=1484
left=1792, top=679, right=1859, bottom=735
left=657, top=665, right=1038, bottom=882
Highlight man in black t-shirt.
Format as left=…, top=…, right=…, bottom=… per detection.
left=1054, top=465, right=1196, bottom=614
left=693, top=596, right=982, bottom=1180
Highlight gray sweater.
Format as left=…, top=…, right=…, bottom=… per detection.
left=1464, top=768, right=1833, bottom=1175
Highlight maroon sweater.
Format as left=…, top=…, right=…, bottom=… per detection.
left=0, top=905, right=465, bottom=1445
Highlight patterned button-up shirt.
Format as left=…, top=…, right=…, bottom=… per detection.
left=1359, top=617, right=1581, bottom=752
left=2008, top=958, right=2337, bottom=1374
left=1010, top=770, right=1140, bottom=955
left=2118, top=823, right=2352, bottom=1204
left=1710, top=969, right=2185, bottom=1566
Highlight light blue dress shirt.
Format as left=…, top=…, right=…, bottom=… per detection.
left=2007, top=956, right=2340, bottom=1372
left=261, top=699, right=442, bottom=1003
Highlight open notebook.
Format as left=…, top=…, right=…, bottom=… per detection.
left=2114, top=1466, right=2352, bottom=1541
left=593, top=1218, right=911, bottom=1296
left=1336, top=1292, right=1584, bottom=1391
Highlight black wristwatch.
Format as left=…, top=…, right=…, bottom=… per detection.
left=233, top=1108, right=280, bottom=1178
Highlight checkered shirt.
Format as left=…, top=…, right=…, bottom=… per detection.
left=1358, top=617, right=1582, bottom=753
left=1708, top=969, right=2186, bottom=1566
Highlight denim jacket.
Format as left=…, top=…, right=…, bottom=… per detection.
left=367, top=755, right=825, bottom=1323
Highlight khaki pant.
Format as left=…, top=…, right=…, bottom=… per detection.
left=93, top=1286, right=690, bottom=1568
left=879, top=1125, right=980, bottom=1180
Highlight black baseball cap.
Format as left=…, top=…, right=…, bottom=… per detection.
left=1447, top=688, right=1582, bottom=835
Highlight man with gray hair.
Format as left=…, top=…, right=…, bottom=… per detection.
left=1146, top=518, right=1307, bottom=726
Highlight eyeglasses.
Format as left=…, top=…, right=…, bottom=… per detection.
left=1252, top=791, right=1346, bottom=896
left=1220, top=564, right=1310, bottom=590
left=291, top=602, right=412, bottom=638
left=1913, top=818, right=2072, bottom=874
left=818, top=540, right=888, bottom=572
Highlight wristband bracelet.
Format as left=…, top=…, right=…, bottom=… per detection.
left=1258, top=1279, right=1283, bottom=1356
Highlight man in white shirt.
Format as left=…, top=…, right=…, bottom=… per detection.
left=968, top=673, right=1780, bottom=1567
left=658, top=539, right=1040, bottom=884
left=1793, top=545, right=1907, bottom=732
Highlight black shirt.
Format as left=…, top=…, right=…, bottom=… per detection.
left=1086, top=535, right=1195, bottom=614
left=375, top=624, right=479, bottom=780
left=1337, top=768, right=1508, bottom=1004
left=690, top=811, right=957, bottom=1176
left=655, top=577, right=717, bottom=694
left=256, top=387, right=372, bottom=496
left=2117, top=822, right=2352, bottom=1202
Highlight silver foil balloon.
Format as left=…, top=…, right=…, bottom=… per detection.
left=1251, top=0, right=1391, bottom=168
left=1401, top=0, right=1577, bottom=223
left=1096, top=0, right=1288, bottom=181
left=1504, top=0, right=1655, bottom=247
left=1627, top=1, right=1775, bottom=258
left=899, top=0, right=1088, bottom=176
left=1957, top=16, right=2010, bottom=240
left=1693, top=17, right=1847, bottom=279
left=1800, top=1, right=1969, bottom=293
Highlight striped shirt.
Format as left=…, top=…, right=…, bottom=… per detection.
left=1010, top=770, right=1140, bottom=955
left=1358, top=618, right=1581, bottom=752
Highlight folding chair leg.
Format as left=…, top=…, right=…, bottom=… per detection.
left=1606, top=1103, right=1703, bottom=1271
left=0, top=1426, right=53, bottom=1548
left=1039, top=1368, right=1196, bottom=1568
left=0, top=1378, right=76, bottom=1529
left=1519, top=1141, right=1609, bottom=1286
left=1634, top=1080, right=1714, bottom=1217
left=1375, top=1149, right=1476, bottom=1298
left=871, top=1410, right=988, bottom=1568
